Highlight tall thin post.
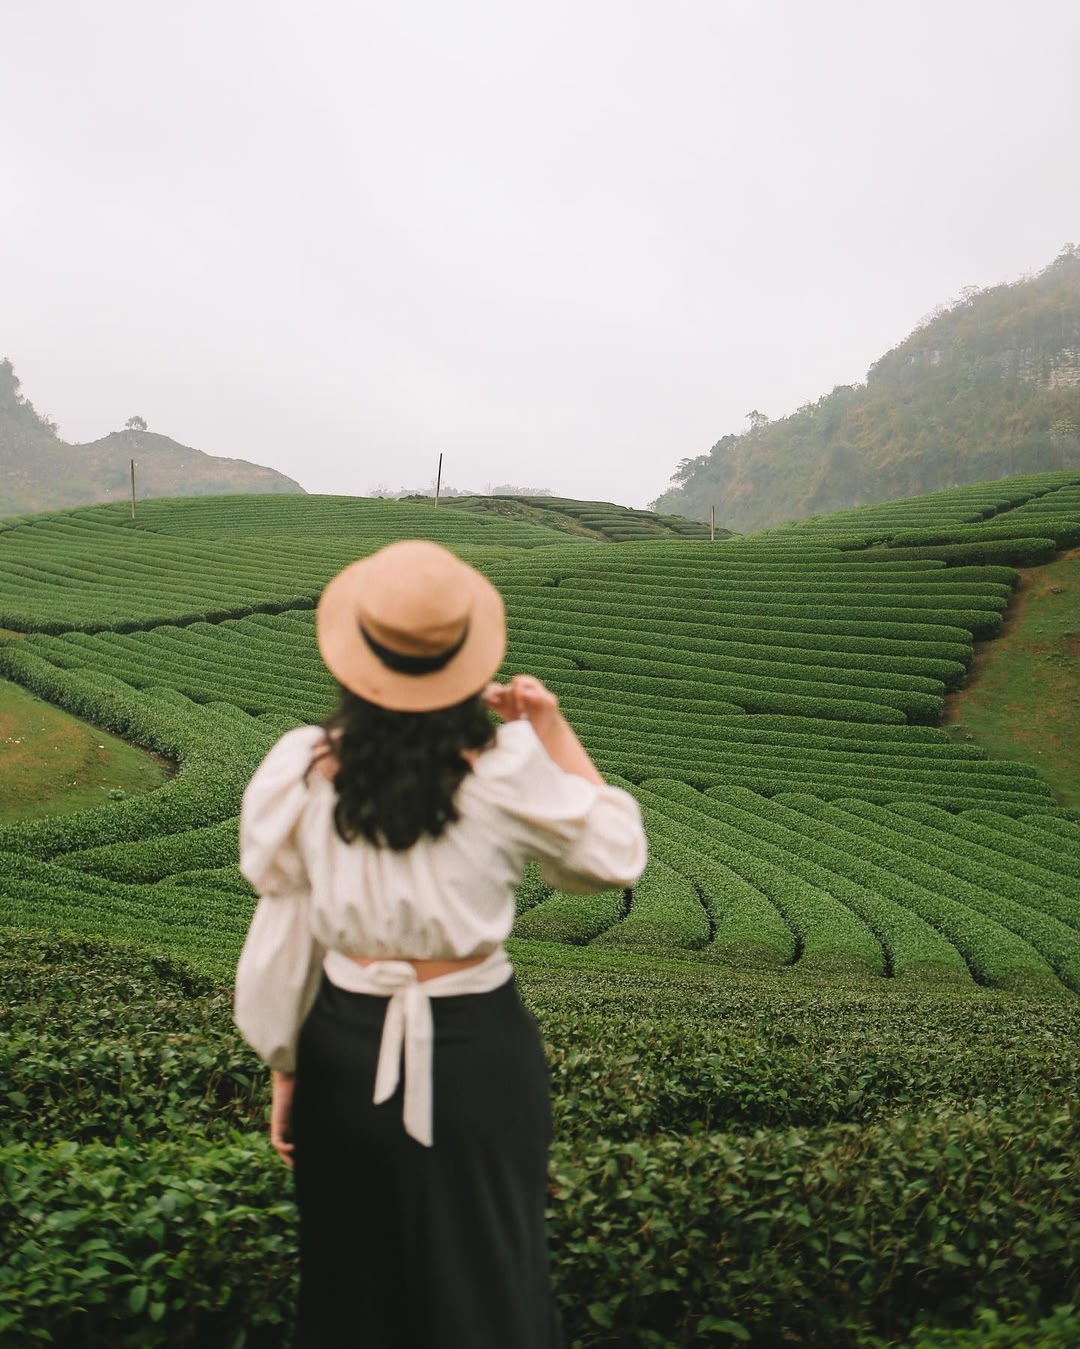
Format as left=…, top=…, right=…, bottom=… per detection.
left=130, top=460, right=137, bottom=519
left=435, top=452, right=443, bottom=506
left=710, top=505, right=715, bottom=542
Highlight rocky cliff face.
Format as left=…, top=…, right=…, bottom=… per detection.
left=901, top=345, right=1080, bottom=388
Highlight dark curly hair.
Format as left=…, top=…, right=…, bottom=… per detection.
left=317, top=686, right=496, bottom=850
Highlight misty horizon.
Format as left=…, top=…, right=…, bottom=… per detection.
left=4, top=0, right=1079, bottom=509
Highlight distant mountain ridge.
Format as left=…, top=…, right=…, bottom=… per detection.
left=0, top=360, right=303, bottom=515
left=653, top=243, right=1080, bottom=533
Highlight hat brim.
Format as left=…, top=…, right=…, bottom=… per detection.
left=315, top=554, right=507, bottom=712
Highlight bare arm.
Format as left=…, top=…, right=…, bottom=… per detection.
left=270, top=1068, right=296, bottom=1168
left=483, top=675, right=603, bottom=785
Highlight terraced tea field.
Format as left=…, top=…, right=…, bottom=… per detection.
left=1, top=476, right=1078, bottom=1346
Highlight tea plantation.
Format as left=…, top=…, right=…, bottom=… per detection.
left=1, top=477, right=1079, bottom=1346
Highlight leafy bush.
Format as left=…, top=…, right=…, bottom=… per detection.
left=3, top=930, right=1079, bottom=1347
left=865, top=538, right=1059, bottom=567
left=513, top=887, right=629, bottom=944
left=591, top=857, right=710, bottom=953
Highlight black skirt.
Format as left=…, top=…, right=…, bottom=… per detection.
left=290, top=971, right=565, bottom=1349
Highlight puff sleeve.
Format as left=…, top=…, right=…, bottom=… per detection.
left=234, top=726, right=328, bottom=1073
left=483, top=720, right=648, bottom=892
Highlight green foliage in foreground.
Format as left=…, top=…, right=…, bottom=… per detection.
left=1, top=932, right=1078, bottom=1348
left=0, top=484, right=1078, bottom=1345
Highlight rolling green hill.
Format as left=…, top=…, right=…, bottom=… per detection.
left=441, top=493, right=722, bottom=541
left=1, top=481, right=1077, bottom=1345
left=0, top=359, right=303, bottom=515
left=1, top=476, right=1077, bottom=978
left=654, top=244, right=1080, bottom=533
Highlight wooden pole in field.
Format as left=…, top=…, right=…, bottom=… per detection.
left=130, top=460, right=137, bottom=519
left=710, top=505, right=715, bottom=542
left=435, top=452, right=443, bottom=506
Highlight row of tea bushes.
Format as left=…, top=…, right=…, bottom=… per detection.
left=641, top=784, right=969, bottom=982
left=588, top=857, right=709, bottom=954
left=0, top=854, right=253, bottom=970
left=633, top=793, right=884, bottom=978
left=8, top=525, right=1060, bottom=808
left=79, top=494, right=574, bottom=548
left=766, top=795, right=1080, bottom=991
left=1, top=680, right=1058, bottom=988
left=2, top=931, right=1077, bottom=1347
left=445, top=494, right=716, bottom=541
left=886, top=516, right=1080, bottom=549
left=1, top=516, right=1026, bottom=645
left=0, top=498, right=579, bottom=631
left=888, top=802, right=1080, bottom=882
left=624, top=783, right=1079, bottom=994
left=9, top=928, right=1079, bottom=1144
left=766, top=471, right=1080, bottom=538
left=513, top=886, right=630, bottom=945
left=0, top=487, right=1074, bottom=980
left=4, top=1104, right=1075, bottom=1346
left=0, top=649, right=288, bottom=858
left=856, top=537, right=1060, bottom=567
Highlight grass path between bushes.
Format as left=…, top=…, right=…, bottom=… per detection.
left=0, top=675, right=171, bottom=823
left=943, top=549, right=1080, bottom=810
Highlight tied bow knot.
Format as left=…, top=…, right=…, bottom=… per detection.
left=370, top=963, right=435, bottom=1147
left=320, top=947, right=513, bottom=1148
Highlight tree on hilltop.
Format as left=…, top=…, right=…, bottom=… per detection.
left=125, top=415, right=147, bottom=432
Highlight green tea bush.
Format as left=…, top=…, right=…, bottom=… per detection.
left=864, top=537, right=1058, bottom=567
left=888, top=518, right=1080, bottom=549
left=885, top=802, right=1080, bottom=898
left=637, top=786, right=887, bottom=975
left=879, top=1305, right=1080, bottom=1347
left=838, top=801, right=1079, bottom=929
left=66, top=817, right=241, bottom=882
left=767, top=796, right=1069, bottom=994
left=641, top=808, right=797, bottom=967
left=3, top=931, right=1079, bottom=1345
left=811, top=799, right=1080, bottom=991
left=644, top=781, right=971, bottom=983
left=513, top=886, right=629, bottom=944
left=1018, top=815, right=1080, bottom=858
left=590, top=857, right=709, bottom=953
left=3, top=1102, right=1076, bottom=1347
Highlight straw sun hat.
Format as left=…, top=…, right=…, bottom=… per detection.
left=315, top=540, right=507, bottom=712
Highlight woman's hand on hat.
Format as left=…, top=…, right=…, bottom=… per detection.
left=483, top=675, right=560, bottom=731
left=486, top=674, right=603, bottom=784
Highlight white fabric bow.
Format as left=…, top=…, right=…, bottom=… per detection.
left=369, top=962, right=437, bottom=1147
left=321, top=947, right=514, bottom=1147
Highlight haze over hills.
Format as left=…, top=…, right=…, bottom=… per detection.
left=11, top=243, right=1080, bottom=528
left=654, top=244, right=1080, bottom=534
left=0, top=360, right=303, bottom=516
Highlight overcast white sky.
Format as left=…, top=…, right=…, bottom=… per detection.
left=4, top=1, right=1079, bottom=506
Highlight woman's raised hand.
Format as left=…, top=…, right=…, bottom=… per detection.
left=485, top=674, right=603, bottom=784
left=483, top=675, right=561, bottom=730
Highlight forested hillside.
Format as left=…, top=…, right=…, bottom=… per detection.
left=0, top=361, right=302, bottom=514
left=654, top=244, right=1080, bottom=533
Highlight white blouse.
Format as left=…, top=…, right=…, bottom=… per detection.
left=233, top=718, right=647, bottom=1142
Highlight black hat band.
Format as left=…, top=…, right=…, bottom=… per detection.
left=359, top=622, right=470, bottom=675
